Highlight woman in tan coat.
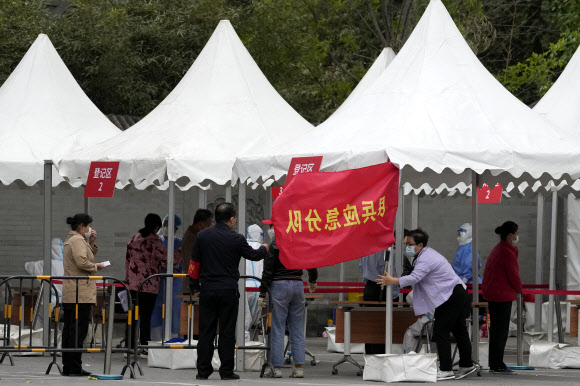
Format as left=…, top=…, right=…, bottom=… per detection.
left=62, top=214, right=105, bottom=376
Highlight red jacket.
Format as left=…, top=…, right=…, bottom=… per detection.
left=482, top=240, right=523, bottom=302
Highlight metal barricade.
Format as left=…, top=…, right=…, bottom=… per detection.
left=0, top=275, right=135, bottom=378
left=130, top=273, right=274, bottom=376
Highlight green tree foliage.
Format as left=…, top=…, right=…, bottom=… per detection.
left=499, top=0, right=580, bottom=104
left=0, top=0, right=578, bottom=121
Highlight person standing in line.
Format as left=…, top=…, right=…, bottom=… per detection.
left=151, top=214, right=184, bottom=340
left=376, top=228, right=476, bottom=381
left=259, top=221, right=317, bottom=378
left=61, top=214, right=106, bottom=376
left=125, top=213, right=182, bottom=356
left=482, top=221, right=522, bottom=375
left=181, top=209, right=213, bottom=295
left=190, top=203, right=268, bottom=381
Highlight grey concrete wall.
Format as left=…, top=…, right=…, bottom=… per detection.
left=0, top=183, right=569, bottom=338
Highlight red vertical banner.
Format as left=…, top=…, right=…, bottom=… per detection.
left=271, top=162, right=399, bottom=269
left=84, top=162, right=120, bottom=198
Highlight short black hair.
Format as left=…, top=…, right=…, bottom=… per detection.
left=193, top=209, right=213, bottom=224
left=139, top=213, right=162, bottom=237
left=215, top=202, right=236, bottom=224
left=495, top=221, right=518, bottom=241
left=409, top=228, right=429, bottom=247
left=66, top=213, right=93, bottom=231
left=404, top=228, right=410, bottom=237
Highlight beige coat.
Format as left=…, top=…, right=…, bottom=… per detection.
left=62, top=231, right=99, bottom=304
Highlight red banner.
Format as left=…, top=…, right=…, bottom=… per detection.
left=84, top=162, right=120, bottom=198
left=272, top=186, right=284, bottom=199
left=271, top=162, right=399, bottom=269
left=478, top=183, right=502, bottom=203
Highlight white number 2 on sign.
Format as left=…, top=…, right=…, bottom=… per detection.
left=98, top=182, right=103, bottom=192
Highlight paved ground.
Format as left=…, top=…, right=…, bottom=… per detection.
left=2, top=338, right=580, bottom=385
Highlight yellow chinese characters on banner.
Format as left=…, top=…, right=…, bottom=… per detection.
left=286, top=196, right=387, bottom=233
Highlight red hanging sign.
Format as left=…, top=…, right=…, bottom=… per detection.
left=284, top=156, right=323, bottom=187
left=477, top=183, right=502, bottom=204
left=271, top=162, right=399, bottom=269
left=84, top=162, right=120, bottom=198
left=272, top=156, right=323, bottom=201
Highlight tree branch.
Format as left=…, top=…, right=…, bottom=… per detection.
left=379, top=0, right=393, bottom=46
left=366, top=0, right=389, bottom=47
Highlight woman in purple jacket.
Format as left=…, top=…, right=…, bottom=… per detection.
left=377, top=228, right=477, bottom=381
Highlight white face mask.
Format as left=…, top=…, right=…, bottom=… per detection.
left=267, top=228, right=275, bottom=241
left=511, top=235, right=519, bottom=246
left=85, top=227, right=92, bottom=240
left=457, top=233, right=471, bottom=246
left=158, top=226, right=168, bottom=237
left=404, top=245, right=416, bottom=258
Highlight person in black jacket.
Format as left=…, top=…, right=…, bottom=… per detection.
left=189, top=203, right=269, bottom=381
left=259, top=220, right=318, bottom=379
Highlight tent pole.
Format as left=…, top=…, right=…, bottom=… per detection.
left=339, top=264, right=345, bottom=301
left=471, top=171, right=479, bottom=362
left=386, top=175, right=404, bottom=353
left=535, top=194, right=544, bottom=332
left=164, top=181, right=175, bottom=341
left=42, top=161, right=52, bottom=346
left=411, top=193, right=419, bottom=229
left=225, top=185, right=232, bottom=202
left=198, top=186, right=207, bottom=210
left=548, top=190, right=558, bottom=342
left=236, top=183, right=246, bottom=371
left=84, top=196, right=90, bottom=214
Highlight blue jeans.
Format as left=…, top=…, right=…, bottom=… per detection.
left=270, top=280, right=306, bottom=367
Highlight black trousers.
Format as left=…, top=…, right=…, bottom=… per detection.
left=488, top=301, right=512, bottom=371
left=363, top=281, right=386, bottom=354
left=129, top=290, right=157, bottom=346
left=197, top=289, right=239, bottom=378
left=433, top=284, right=472, bottom=371
left=62, top=303, right=92, bottom=374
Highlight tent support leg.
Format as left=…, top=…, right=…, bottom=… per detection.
left=535, top=195, right=544, bottom=332
left=236, top=183, right=246, bottom=371
left=471, top=171, right=479, bottom=363
left=43, top=161, right=52, bottom=347
left=548, top=190, right=558, bottom=342
left=164, top=181, right=175, bottom=341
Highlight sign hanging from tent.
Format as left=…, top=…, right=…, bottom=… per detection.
left=271, top=162, right=399, bottom=269
left=84, top=162, right=120, bottom=198
left=477, top=183, right=502, bottom=204
left=272, top=156, right=323, bottom=200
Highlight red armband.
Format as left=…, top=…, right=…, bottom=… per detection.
left=188, top=261, right=200, bottom=279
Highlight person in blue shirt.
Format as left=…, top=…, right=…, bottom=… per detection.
left=452, top=223, right=481, bottom=284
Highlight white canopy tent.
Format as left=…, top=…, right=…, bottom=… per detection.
left=233, top=0, right=580, bottom=359
left=0, top=34, right=120, bottom=186
left=0, top=34, right=121, bottom=343
left=534, top=45, right=580, bottom=333
left=56, top=20, right=313, bottom=190
left=55, top=20, right=313, bottom=364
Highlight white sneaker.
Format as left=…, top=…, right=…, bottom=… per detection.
left=289, top=367, right=304, bottom=378
left=455, top=365, right=477, bottom=379
left=437, top=370, right=455, bottom=381
left=264, top=367, right=282, bottom=378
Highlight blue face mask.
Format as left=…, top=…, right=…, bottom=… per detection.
left=404, top=245, right=416, bottom=258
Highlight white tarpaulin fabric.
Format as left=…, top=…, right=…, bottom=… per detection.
left=0, top=34, right=120, bottom=186
left=533, top=46, right=580, bottom=291
left=233, top=0, right=580, bottom=190
left=55, top=20, right=313, bottom=190
left=529, top=341, right=580, bottom=369
left=363, top=353, right=437, bottom=383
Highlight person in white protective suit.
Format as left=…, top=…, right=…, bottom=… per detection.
left=24, top=238, right=65, bottom=313
left=452, top=223, right=482, bottom=284
left=245, top=224, right=265, bottom=341
left=403, top=290, right=434, bottom=354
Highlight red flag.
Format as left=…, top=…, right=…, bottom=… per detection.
left=271, top=162, right=399, bottom=269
